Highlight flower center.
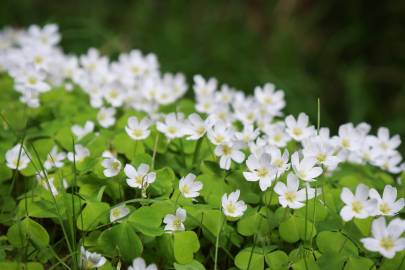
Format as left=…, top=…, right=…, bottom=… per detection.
left=173, top=218, right=182, bottom=230
left=292, top=127, right=302, bottom=137
left=225, top=203, right=236, bottom=214
left=380, top=237, right=395, bottom=251
left=257, top=168, right=268, bottom=178
left=167, top=126, right=177, bottom=134
left=132, top=129, right=143, bottom=137
left=379, top=202, right=391, bottom=215
left=28, top=76, right=37, bottom=85
left=222, top=145, right=232, bottom=155
left=197, top=126, right=205, bottom=135
left=285, top=191, right=297, bottom=203
left=111, top=208, right=121, bottom=218
left=111, top=161, right=120, bottom=171
left=342, top=139, right=350, bottom=149
left=316, top=153, right=326, bottom=163
left=273, top=134, right=282, bottom=142
left=351, top=201, right=363, bottom=214
left=180, top=184, right=189, bottom=195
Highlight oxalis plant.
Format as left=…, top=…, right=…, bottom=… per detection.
left=0, top=24, right=404, bottom=270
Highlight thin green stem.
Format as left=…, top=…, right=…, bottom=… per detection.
left=214, top=217, right=226, bottom=270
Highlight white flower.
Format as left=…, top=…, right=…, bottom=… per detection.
left=265, top=123, right=290, bottom=148
left=193, top=75, right=217, bottom=97
left=214, top=141, right=245, bottom=170
left=125, top=116, right=152, bottom=140
left=302, top=139, right=340, bottom=170
left=268, top=147, right=290, bottom=177
left=184, top=113, right=211, bottom=140
left=369, top=185, right=404, bottom=216
left=361, top=217, right=405, bottom=258
left=285, top=113, right=315, bottom=141
left=97, top=107, right=116, bottom=128
left=71, top=121, right=94, bottom=140
left=243, top=153, right=276, bottom=191
left=368, top=127, right=401, bottom=157
left=235, top=124, right=259, bottom=144
left=36, top=173, right=59, bottom=196
left=340, top=184, right=377, bottom=221
left=128, top=257, right=158, bottom=270
left=207, top=122, right=234, bottom=145
left=5, top=143, right=30, bottom=170
left=125, top=163, right=156, bottom=189
left=291, top=152, right=323, bottom=182
left=254, top=83, right=285, bottom=116
left=110, top=205, right=130, bottom=223
left=274, top=173, right=319, bottom=209
left=102, top=157, right=122, bottom=177
left=332, top=123, right=362, bottom=152
left=179, top=173, right=203, bottom=198
left=163, top=207, right=186, bottom=232
left=44, top=146, right=66, bottom=170
left=373, top=153, right=403, bottom=174
left=67, top=144, right=90, bottom=162
left=15, top=65, right=50, bottom=93
left=221, top=190, right=247, bottom=218
left=156, top=113, right=185, bottom=139
left=80, top=246, right=107, bottom=269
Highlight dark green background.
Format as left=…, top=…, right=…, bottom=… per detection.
left=1, top=0, right=404, bottom=145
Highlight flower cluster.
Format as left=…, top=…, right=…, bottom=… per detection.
left=1, top=24, right=404, bottom=268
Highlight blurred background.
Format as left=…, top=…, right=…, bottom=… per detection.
left=1, top=0, right=404, bottom=147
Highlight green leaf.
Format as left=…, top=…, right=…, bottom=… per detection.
left=113, top=132, right=145, bottom=160
left=198, top=174, right=229, bottom=207
left=150, top=167, right=175, bottom=196
left=265, top=250, right=289, bottom=270
left=97, top=223, right=143, bottom=262
left=279, top=215, right=316, bottom=243
left=354, top=217, right=372, bottom=236
left=235, top=247, right=265, bottom=270
left=0, top=262, right=44, bottom=270
left=173, top=231, right=200, bottom=264
left=7, top=218, right=49, bottom=248
left=379, top=251, right=405, bottom=270
left=237, top=209, right=269, bottom=237
left=128, top=206, right=164, bottom=236
left=201, top=210, right=225, bottom=238
left=316, top=231, right=358, bottom=256
left=77, top=202, right=110, bottom=231
left=316, top=252, right=346, bottom=270
left=174, top=260, right=206, bottom=270
left=344, top=256, right=375, bottom=270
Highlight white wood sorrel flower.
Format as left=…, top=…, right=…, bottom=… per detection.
left=67, top=144, right=90, bottom=163
left=109, top=204, right=130, bottom=223
left=128, top=257, right=158, bottom=270
left=361, top=217, right=405, bottom=258
left=369, top=185, right=404, bottom=216
left=71, top=120, right=94, bottom=140
left=274, top=173, right=320, bottom=209
left=222, top=190, right=247, bottom=218
left=125, top=116, right=152, bottom=140
left=215, top=141, right=245, bottom=170
left=340, top=184, right=377, bottom=221
left=179, top=173, right=203, bottom=198
left=80, top=246, right=106, bottom=269
left=101, top=157, right=121, bottom=177
left=291, top=151, right=323, bottom=182
left=125, top=163, right=156, bottom=192
left=5, top=143, right=30, bottom=170
left=164, top=207, right=186, bottom=232
left=243, top=152, right=276, bottom=191
left=43, top=146, right=66, bottom=171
